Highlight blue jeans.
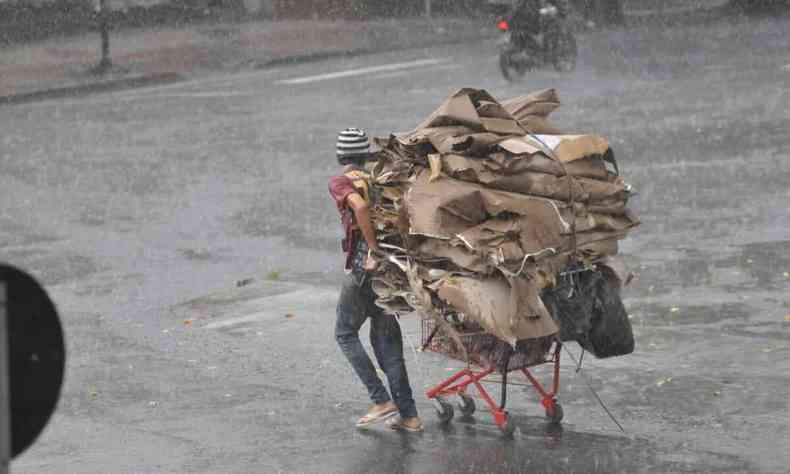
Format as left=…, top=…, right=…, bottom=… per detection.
left=335, top=275, right=418, bottom=419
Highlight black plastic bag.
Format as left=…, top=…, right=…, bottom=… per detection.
left=542, top=265, right=634, bottom=358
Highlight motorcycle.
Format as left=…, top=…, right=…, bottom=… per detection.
left=497, top=4, right=578, bottom=81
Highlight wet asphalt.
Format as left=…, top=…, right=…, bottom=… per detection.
left=2, top=11, right=789, bottom=474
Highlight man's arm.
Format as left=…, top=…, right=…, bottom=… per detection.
left=346, top=193, right=379, bottom=253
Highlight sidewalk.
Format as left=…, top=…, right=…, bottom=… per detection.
left=0, top=18, right=493, bottom=103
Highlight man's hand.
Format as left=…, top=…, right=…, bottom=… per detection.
left=364, top=253, right=378, bottom=272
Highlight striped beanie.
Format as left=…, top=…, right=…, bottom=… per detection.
left=336, top=127, right=371, bottom=160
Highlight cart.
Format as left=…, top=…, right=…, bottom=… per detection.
left=421, top=317, right=563, bottom=436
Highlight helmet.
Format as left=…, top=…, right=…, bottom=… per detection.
left=336, top=127, right=371, bottom=164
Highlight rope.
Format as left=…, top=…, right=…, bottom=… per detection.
left=525, top=133, right=579, bottom=261
left=564, top=345, right=625, bottom=433
left=498, top=247, right=558, bottom=277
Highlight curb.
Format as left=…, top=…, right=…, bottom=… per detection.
left=259, top=32, right=499, bottom=68
left=260, top=47, right=380, bottom=68
left=0, top=72, right=184, bottom=107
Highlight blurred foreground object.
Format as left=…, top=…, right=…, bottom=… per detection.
left=0, top=265, right=65, bottom=473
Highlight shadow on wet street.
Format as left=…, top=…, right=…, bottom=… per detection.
left=316, top=415, right=750, bottom=474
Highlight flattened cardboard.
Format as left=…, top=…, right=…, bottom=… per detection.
left=415, top=91, right=483, bottom=130
left=498, top=137, right=544, bottom=156
left=436, top=275, right=558, bottom=345
left=406, top=172, right=573, bottom=241
left=500, top=88, right=563, bottom=134
left=417, top=239, right=489, bottom=273
left=365, top=87, right=638, bottom=347
left=500, top=88, right=561, bottom=120
left=530, top=134, right=611, bottom=163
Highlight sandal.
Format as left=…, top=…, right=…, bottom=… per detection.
left=355, top=407, right=398, bottom=428
left=386, top=416, right=424, bottom=433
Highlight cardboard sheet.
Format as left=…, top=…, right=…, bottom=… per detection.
left=500, top=88, right=564, bottom=134
left=529, top=134, right=611, bottom=163
left=405, top=171, right=573, bottom=241
left=413, top=88, right=526, bottom=136
left=435, top=275, right=559, bottom=345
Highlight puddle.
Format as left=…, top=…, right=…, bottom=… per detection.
left=1, top=248, right=100, bottom=286
left=722, top=321, right=790, bottom=342
left=0, top=216, right=59, bottom=248
left=617, top=374, right=727, bottom=422
left=625, top=240, right=790, bottom=299
left=172, top=280, right=306, bottom=315
left=302, top=412, right=753, bottom=474
left=630, top=302, right=750, bottom=326
left=730, top=240, right=790, bottom=287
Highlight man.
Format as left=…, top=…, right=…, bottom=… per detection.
left=328, top=128, right=423, bottom=432
left=509, top=0, right=569, bottom=51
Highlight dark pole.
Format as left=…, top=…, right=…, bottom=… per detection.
left=97, top=0, right=112, bottom=72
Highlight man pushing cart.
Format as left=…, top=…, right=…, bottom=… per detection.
left=330, top=88, right=637, bottom=435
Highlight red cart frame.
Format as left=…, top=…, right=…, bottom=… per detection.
left=421, top=317, right=564, bottom=436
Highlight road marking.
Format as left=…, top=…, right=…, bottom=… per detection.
left=130, top=90, right=262, bottom=99
left=367, top=71, right=410, bottom=80
left=275, top=58, right=445, bottom=85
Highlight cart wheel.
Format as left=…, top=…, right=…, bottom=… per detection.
left=457, top=394, right=476, bottom=417
left=434, top=398, right=454, bottom=424
left=499, top=417, right=517, bottom=437
left=545, top=401, right=564, bottom=424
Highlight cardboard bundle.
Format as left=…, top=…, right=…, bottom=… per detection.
left=366, top=88, right=638, bottom=348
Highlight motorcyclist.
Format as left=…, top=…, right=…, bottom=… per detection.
left=508, top=0, right=569, bottom=52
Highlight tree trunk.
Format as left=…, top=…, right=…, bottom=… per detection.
left=97, top=0, right=112, bottom=72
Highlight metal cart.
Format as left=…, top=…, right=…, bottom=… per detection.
left=421, top=317, right=563, bottom=436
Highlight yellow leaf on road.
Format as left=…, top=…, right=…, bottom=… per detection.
left=656, top=377, right=673, bottom=386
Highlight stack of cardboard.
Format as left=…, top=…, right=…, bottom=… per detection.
left=366, top=88, right=638, bottom=350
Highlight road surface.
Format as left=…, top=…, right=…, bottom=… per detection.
left=2, top=11, right=789, bottom=474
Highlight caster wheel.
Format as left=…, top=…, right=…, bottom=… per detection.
left=499, top=417, right=517, bottom=437
left=434, top=398, right=454, bottom=423
left=545, top=400, right=564, bottom=424
left=458, top=394, right=476, bottom=417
